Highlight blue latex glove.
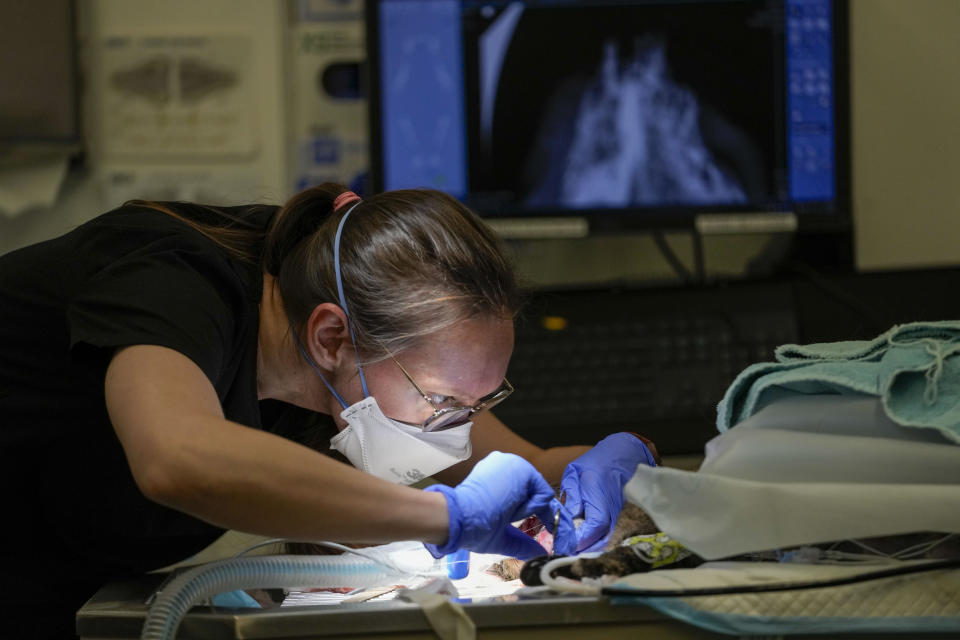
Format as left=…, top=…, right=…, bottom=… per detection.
left=424, top=451, right=556, bottom=560
left=557, top=433, right=657, bottom=554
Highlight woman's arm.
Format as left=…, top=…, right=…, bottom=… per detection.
left=431, top=411, right=590, bottom=487
left=105, top=345, right=448, bottom=544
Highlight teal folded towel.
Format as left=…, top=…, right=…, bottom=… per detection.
left=717, top=320, right=960, bottom=443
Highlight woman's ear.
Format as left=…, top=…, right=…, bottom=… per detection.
left=305, top=303, right=352, bottom=369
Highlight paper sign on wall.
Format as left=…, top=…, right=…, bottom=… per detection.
left=98, top=34, right=257, bottom=159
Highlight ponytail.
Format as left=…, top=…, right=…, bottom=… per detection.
left=123, top=200, right=265, bottom=263
left=262, top=183, right=344, bottom=276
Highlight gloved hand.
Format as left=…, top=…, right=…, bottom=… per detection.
left=558, top=433, right=658, bottom=554
left=424, top=451, right=556, bottom=560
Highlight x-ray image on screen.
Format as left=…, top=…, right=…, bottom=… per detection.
left=526, top=38, right=749, bottom=208
left=463, top=1, right=778, bottom=211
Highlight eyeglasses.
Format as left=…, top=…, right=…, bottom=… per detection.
left=391, top=358, right=514, bottom=432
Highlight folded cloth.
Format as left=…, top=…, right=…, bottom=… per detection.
left=717, top=320, right=960, bottom=443
left=625, top=463, right=960, bottom=559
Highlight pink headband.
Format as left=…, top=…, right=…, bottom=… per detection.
left=333, top=191, right=362, bottom=210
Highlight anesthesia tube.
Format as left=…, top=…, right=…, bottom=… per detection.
left=141, top=554, right=406, bottom=640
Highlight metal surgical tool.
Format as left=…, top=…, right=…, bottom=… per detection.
left=551, top=490, right=567, bottom=557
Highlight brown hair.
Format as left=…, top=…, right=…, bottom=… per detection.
left=269, top=184, right=522, bottom=362
left=132, top=183, right=523, bottom=361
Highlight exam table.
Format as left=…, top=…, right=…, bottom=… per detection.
left=76, top=571, right=954, bottom=640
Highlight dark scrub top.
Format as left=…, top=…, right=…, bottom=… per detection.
left=0, top=201, right=333, bottom=637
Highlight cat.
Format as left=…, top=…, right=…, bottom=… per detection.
left=502, top=505, right=960, bottom=585
left=489, top=501, right=665, bottom=582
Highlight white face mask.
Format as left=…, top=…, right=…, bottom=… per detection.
left=329, top=396, right=473, bottom=484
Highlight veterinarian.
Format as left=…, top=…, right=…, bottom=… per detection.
left=0, top=184, right=657, bottom=637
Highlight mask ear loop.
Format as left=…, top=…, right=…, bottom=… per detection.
left=290, top=329, right=350, bottom=410
left=333, top=201, right=371, bottom=398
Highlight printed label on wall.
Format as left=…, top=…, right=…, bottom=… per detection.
left=98, top=34, right=257, bottom=159
left=289, top=19, right=368, bottom=193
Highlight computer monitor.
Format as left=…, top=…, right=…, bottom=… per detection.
left=366, top=0, right=850, bottom=235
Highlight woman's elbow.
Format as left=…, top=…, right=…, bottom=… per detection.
left=126, top=447, right=197, bottom=508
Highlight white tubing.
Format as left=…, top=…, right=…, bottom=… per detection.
left=141, top=554, right=406, bottom=640
left=539, top=556, right=602, bottom=596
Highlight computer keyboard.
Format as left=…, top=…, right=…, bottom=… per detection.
left=493, top=282, right=799, bottom=455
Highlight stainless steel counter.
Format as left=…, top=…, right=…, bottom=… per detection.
left=76, top=573, right=723, bottom=640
